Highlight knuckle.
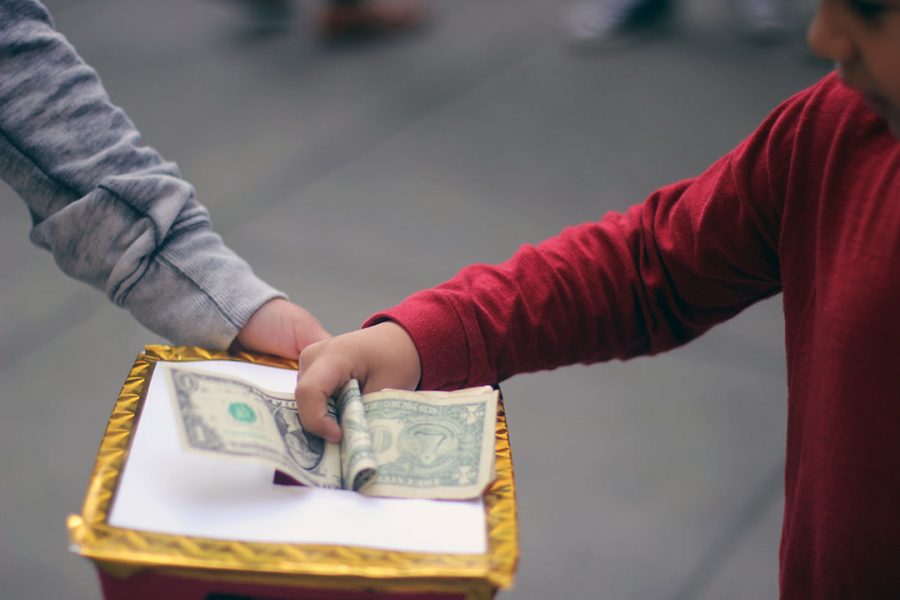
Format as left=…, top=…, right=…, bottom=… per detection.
left=298, top=339, right=327, bottom=369
left=294, top=377, right=318, bottom=400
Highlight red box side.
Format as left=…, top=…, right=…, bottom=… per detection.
left=98, top=569, right=468, bottom=600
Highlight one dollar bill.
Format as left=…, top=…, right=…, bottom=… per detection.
left=165, top=365, right=498, bottom=500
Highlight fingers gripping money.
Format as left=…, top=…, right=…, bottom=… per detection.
left=166, top=365, right=498, bottom=500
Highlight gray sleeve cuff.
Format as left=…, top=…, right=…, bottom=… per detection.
left=124, top=241, right=286, bottom=349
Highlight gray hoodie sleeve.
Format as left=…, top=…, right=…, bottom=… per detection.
left=0, top=0, right=285, bottom=348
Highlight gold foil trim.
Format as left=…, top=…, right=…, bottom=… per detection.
left=68, top=345, right=518, bottom=593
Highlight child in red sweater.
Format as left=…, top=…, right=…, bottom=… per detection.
left=294, top=0, right=900, bottom=595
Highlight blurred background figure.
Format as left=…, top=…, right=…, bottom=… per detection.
left=564, top=0, right=790, bottom=48
left=227, top=0, right=426, bottom=38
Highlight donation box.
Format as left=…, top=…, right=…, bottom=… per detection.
left=68, top=346, right=518, bottom=600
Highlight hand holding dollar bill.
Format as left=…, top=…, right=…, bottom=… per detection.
left=166, top=366, right=498, bottom=500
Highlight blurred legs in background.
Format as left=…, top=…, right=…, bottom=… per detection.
left=320, top=0, right=426, bottom=38
left=730, top=0, right=791, bottom=40
left=228, top=0, right=426, bottom=38
left=564, top=0, right=672, bottom=48
left=563, top=0, right=790, bottom=48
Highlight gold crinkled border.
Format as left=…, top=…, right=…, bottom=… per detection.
left=67, top=345, right=518, bottom=596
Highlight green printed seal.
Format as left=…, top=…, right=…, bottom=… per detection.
left=228, top=402, right=257, bottom=423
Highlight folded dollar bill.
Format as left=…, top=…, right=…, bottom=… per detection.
left=165, top=365, right=498, bottom=500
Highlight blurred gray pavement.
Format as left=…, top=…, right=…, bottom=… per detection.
left=0, top=0, right=829, bottom=597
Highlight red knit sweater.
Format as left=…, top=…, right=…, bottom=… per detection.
left=367, top=73, right=900, bottom=597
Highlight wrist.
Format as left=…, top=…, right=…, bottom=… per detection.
left=371, top=321, right=421, bottom=390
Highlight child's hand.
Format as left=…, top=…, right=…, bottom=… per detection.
left=232, top=298, right=331, bottom=359
left=295, top=322, right=421, bottom=442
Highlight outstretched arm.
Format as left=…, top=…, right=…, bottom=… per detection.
left=0, top=0, right=324, bottom=354
left=294, top=84, right=804, bottom=436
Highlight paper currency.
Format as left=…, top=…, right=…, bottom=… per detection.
left=165, top=365, right=498, bottom=500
